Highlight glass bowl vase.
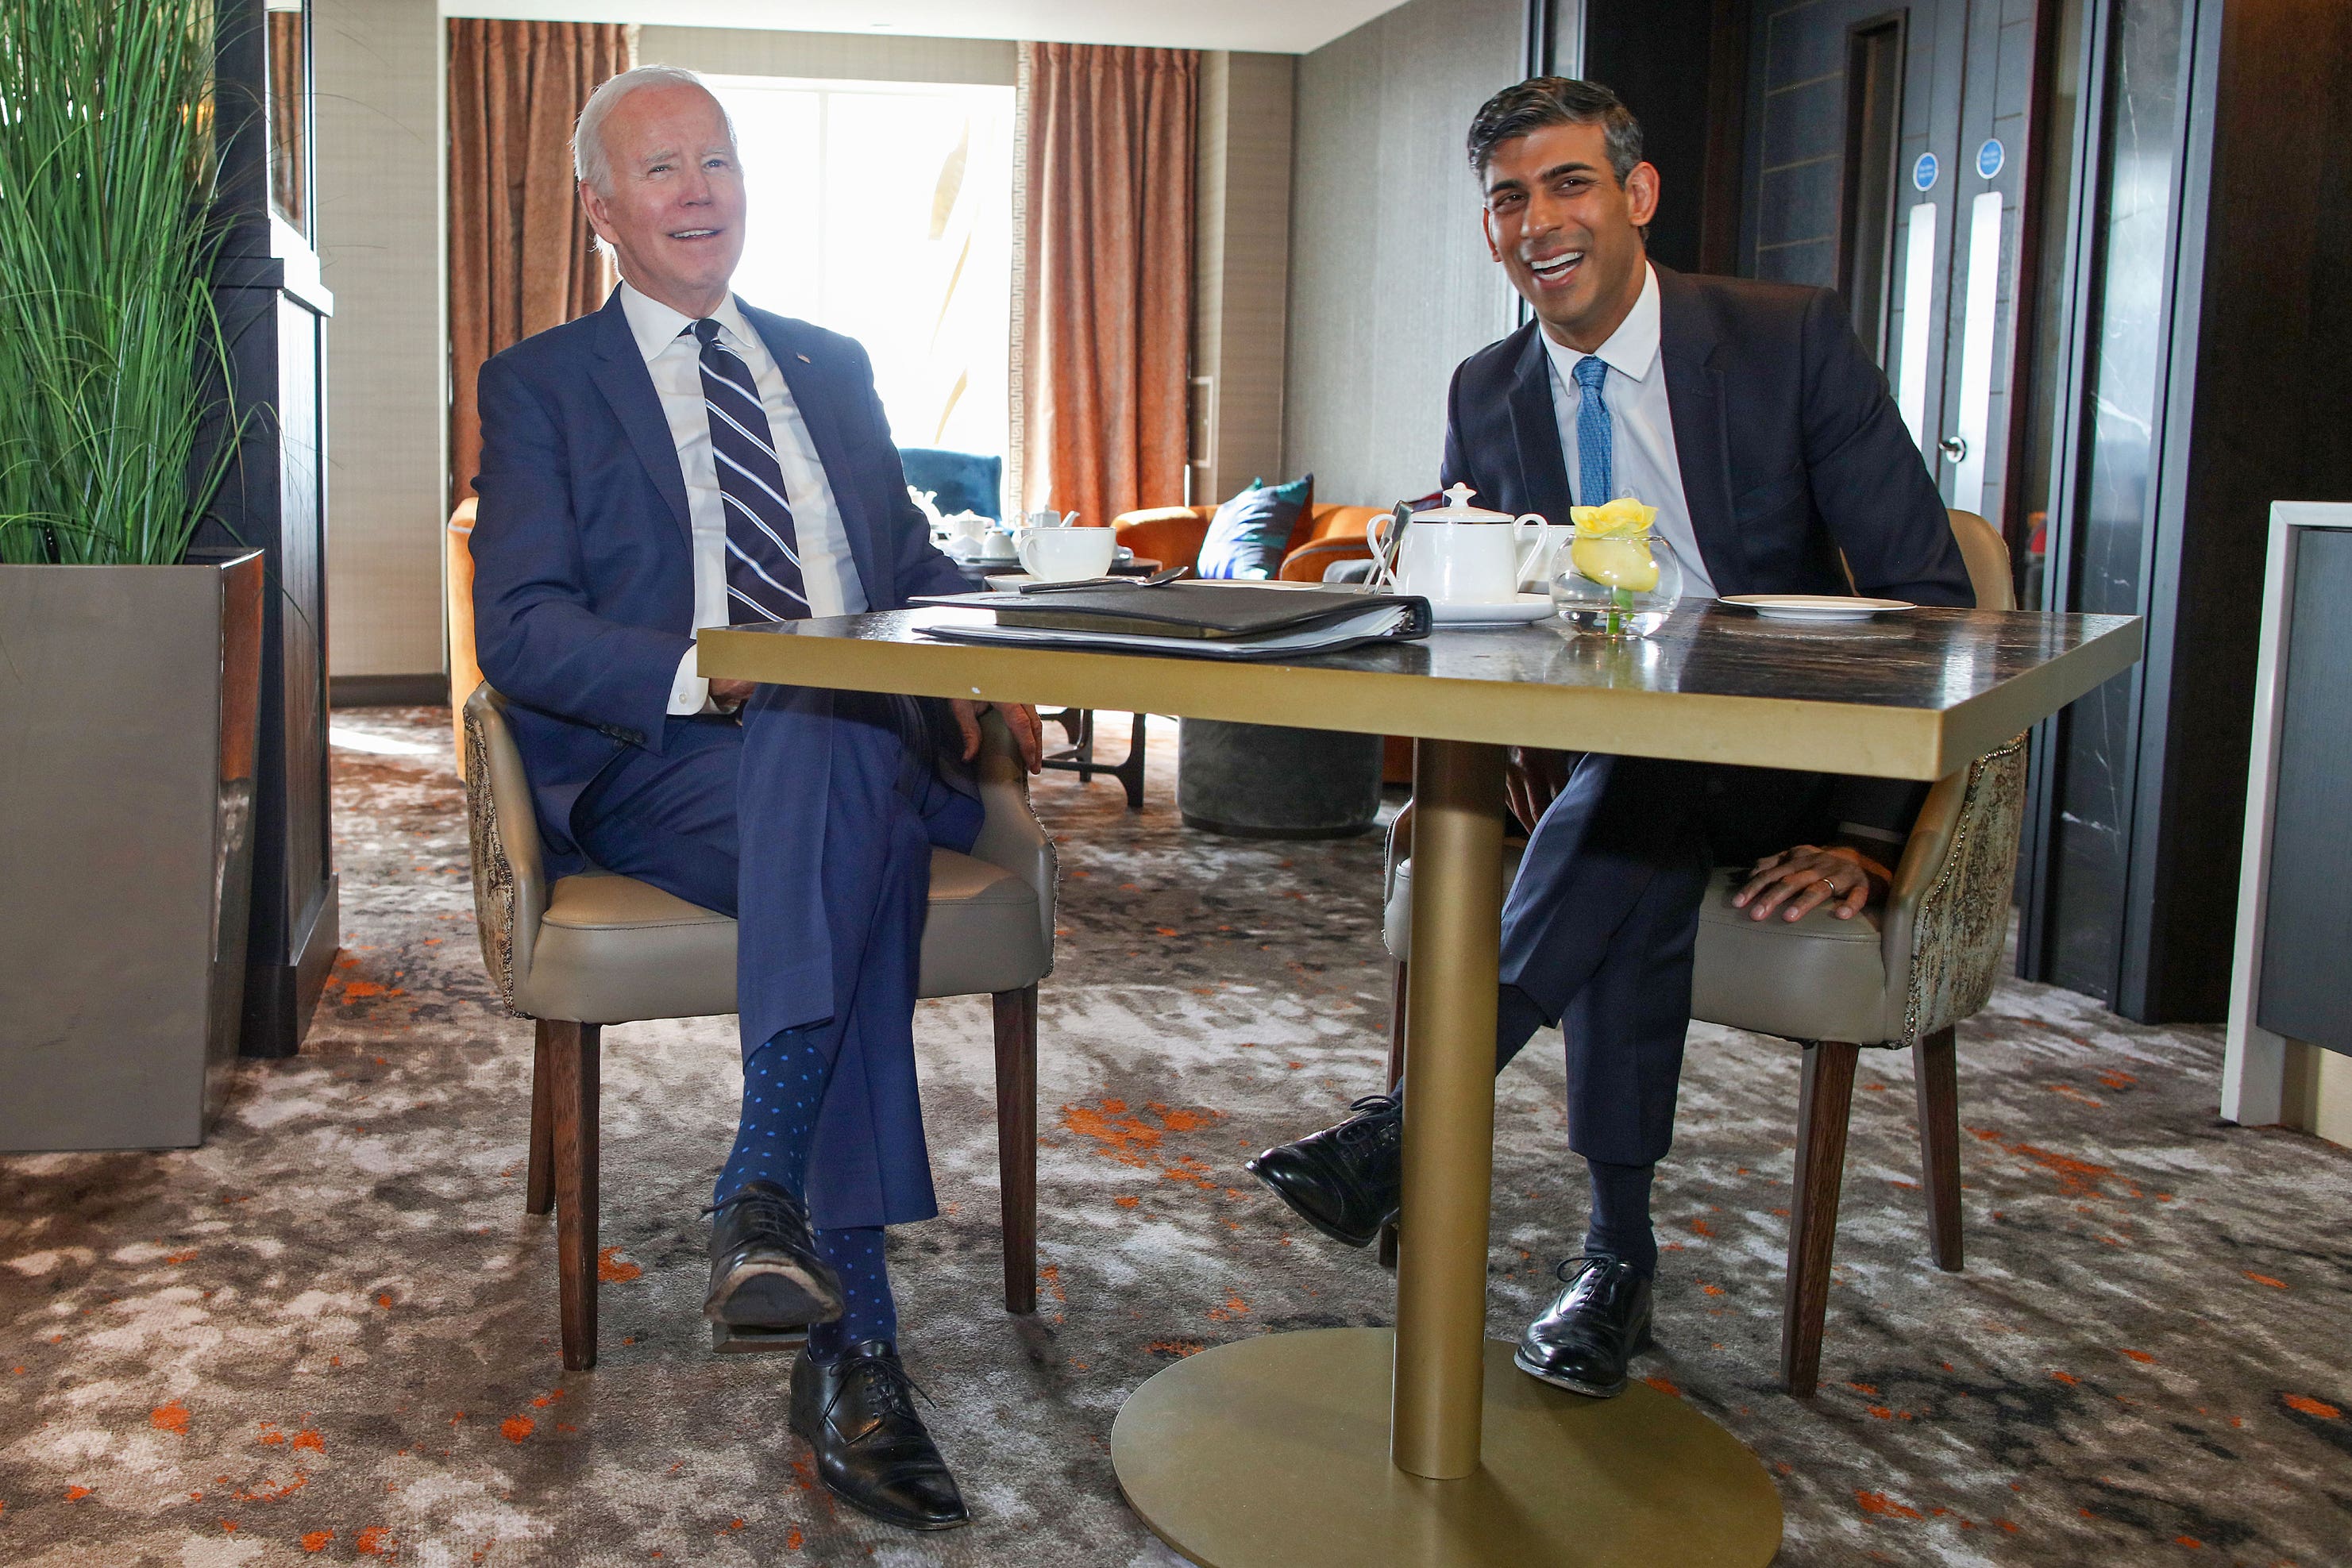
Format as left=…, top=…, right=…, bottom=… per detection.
left=1548, top=529, right=1683, bottom=638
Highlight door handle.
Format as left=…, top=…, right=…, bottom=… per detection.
left=1938, top=435, right=1968, bottom=463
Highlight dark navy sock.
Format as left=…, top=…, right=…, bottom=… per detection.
left=713, top=1027, right=835, bottom=1206
left=1583, top=1158, right=1658, bottom=1278
left=805, top=1226, right=897, bottom=1361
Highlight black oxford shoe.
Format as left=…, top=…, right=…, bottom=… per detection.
left=704, top=1181, right=843, bottom=1334
left=1245, top=1093, right=1403, bottom=1248
left=789, top=1340, right=970, bottom=1531
left=1513, top=1254, right=1655, bottom=1398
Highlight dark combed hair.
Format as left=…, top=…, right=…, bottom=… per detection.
left=1466, top=77, right=1643, bottom=183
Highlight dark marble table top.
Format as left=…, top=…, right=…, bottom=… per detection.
left=700, top=602, right=2142, bottom=781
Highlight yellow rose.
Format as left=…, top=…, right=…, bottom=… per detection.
left=1569, top=497, right=1658, bottom=539
left=1571, top=537, right=1660, bottom=592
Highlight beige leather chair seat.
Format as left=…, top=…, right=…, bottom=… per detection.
left=1384, top=853, right=1888, bottom=1050
left=529, top=851, right=1051, bottom=1025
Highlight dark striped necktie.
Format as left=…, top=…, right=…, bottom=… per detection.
left=689, top=318, right=808, bottom=623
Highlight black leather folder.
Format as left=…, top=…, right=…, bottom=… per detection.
left=914, top=582, right=1432, bottom=641
left=911, top=582, right=1432, bottom=660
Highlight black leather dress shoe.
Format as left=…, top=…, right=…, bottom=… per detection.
left=1513, top=1254, right=1654, bottom=1398
left=789, top=1340, right=970, bottom=1530
left=1244, top=1093, right=1403, bottom=1248
left=704, top=1181, right=843, bottom=1334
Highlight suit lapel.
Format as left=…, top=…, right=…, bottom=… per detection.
left=742, top=304, right=888, bottom=602
left=1503, top=323, right=1577, bottom=525
left=1655, top=266, right=1742, bottom=595
left=589, top=292, right=692, bottom=549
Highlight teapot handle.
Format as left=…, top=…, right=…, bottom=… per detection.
left=1511, top=512, right=1557, bottom=590
left=1368, top=503, right=1412, bottom=591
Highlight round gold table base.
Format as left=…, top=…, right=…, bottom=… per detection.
left=1111, top=1328, right=1783, bottom=1568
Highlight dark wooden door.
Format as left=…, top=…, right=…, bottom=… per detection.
left=1737, top=0, right=2045, bottom=530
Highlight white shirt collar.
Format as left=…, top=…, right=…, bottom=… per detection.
left=617, top=279, right=759, bottom=365
left=1541, top=260, right=1662, bottom=387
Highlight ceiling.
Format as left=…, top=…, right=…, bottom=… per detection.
left=438, top=0, right=1410, bottom=54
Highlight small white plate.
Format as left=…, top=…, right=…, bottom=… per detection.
left=1721, top=593, right=1914, bottom=622
left=1430, top=593, right=1556, bottom=626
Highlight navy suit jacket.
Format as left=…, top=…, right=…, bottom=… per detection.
left=1442, top=264, right=1976, bottom=838
left=470, top=290, right=970, bottom=875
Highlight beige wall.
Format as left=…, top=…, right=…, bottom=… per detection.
left=1282, top=0, right=1519, bottom=507
left=316, top=0, right=447, bottom=682
left=638, top=26, right=1016, bottom=84
left=1192, top=51, right=1297, bottom=505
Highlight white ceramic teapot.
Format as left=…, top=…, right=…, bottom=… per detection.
left=1367, top=483, right=1558, bottom=604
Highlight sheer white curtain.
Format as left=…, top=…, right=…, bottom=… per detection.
left=709, top=76, right=1014, bottom=464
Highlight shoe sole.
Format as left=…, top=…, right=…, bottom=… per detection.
left=1510, top=1325, right=1655, bottom=1400
left=786, top=1416, right=971, bottom=1531
left=1243, top=1158, right=1396, bottom=1250
left=705, top=1260, right=844, bottom=1329
left=1510, top=1346, right=1626, bottom=1399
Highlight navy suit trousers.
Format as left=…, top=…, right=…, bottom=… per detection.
left=1498, top=754, right=1837, bottom=1168
left=571, top=690, right=981, bottom=1230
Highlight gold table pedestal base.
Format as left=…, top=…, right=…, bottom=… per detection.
left=1111, top=1328, right=1783, bottom=1568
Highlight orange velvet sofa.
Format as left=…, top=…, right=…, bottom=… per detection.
left=1109, top=502, right=1385, bottom=582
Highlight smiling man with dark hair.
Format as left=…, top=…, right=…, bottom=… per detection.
left=1250, top=77, right=1973, bottom=1400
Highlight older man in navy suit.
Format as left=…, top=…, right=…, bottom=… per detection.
left=1250, top=79, right=1975, bottom=1400
left=470, top=64, right=1040, bottom=1532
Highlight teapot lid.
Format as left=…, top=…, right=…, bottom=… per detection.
left=1413, top=483, right=1517, bottom=522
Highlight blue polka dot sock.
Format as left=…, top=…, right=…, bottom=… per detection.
left=713, top=1027, right=835, bottom=1207
left=805, top=1226, right=897, bottom=1361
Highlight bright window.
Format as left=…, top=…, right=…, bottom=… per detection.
left=708, top=75, right=1013, bottom=470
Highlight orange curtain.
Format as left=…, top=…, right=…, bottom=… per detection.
left=267, top=13, right=305, bottom=228
left=446, top=20, right=634, bottom=507
left=1018, top=43, right=1196, bottom=526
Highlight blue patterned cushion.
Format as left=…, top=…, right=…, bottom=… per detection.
left=1197, top=474, right=1313, bottom=580
left=900, top=446, right=1004, bottom=522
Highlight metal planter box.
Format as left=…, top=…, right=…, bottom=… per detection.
left=0, top=550, right=264, bottom=1150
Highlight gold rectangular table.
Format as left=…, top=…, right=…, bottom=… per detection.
left=702, top=603, right=2142, bottom=1568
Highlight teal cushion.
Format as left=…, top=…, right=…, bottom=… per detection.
left=1197, top=474, right=1313, bottom=580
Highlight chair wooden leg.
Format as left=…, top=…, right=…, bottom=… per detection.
left=526, top=1019, right=555, bottom=1215
left=546, top=1019, right=601, bottom=1371
left=1378, top=958, right=1408, bottom=1269
left=993, top=986, right=1039, bottom=1316
left=1914, top=1026, right=1964, bottom=1272
left=1782, top=1039, right=1859, bottom=1397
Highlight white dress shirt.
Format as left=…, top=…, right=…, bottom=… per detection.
left=616, top=281, right=869, bottom=715
left=1541, top=263, right=1717, bottom=598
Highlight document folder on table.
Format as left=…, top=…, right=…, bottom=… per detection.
left=912, top=582, right=1432, bottom=661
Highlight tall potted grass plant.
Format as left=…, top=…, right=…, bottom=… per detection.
left=0, top=0, right=267, bottom=1150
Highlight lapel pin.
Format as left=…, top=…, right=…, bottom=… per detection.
left=796, top=353, right=812, bottom=364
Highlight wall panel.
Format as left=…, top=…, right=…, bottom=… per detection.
left=1283, top=0, right=1521, bottom=508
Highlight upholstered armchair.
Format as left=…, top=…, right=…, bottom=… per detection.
left=449, top=497, right=1058, bottom=1372
left=1110, top=503, right=1387, bottom=582
left=1380, top=510, right=2022, bottom=1396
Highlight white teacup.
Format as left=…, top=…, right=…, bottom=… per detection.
left=1016, top=526, right=1116, bottom=582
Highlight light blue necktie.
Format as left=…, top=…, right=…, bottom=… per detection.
left=1573, top=354, right=1613, bottom=505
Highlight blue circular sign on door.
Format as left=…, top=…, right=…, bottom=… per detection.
left=1913, top=152, right=1939, bottom=191
left=1976, top=137, right=2006, bottom=179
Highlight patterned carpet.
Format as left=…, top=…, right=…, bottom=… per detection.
left=2, top=703, right=2347, bottom=1567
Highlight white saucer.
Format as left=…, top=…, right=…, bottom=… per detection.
left=1721, top=593, right=1914, bottom=622
left=1430, top=593, right=1556, bottom=626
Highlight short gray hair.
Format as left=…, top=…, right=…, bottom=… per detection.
left=573, top=64, right=736, bottom=192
